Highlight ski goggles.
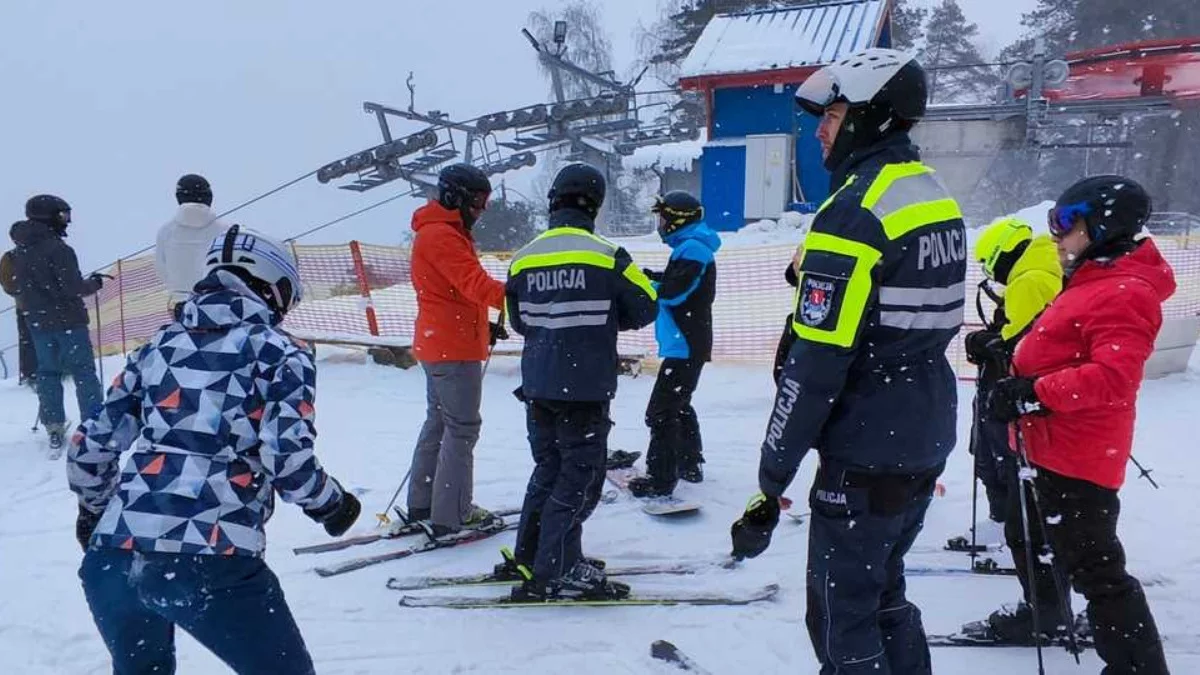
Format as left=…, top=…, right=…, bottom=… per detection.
left=1047, top=201, right=1091, bottom=237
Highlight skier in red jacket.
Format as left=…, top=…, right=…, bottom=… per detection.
left=960, top=175, right=1172, bottom=674
left=405, top=164, right=507, bottom=536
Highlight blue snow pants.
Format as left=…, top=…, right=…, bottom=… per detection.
left=79, top=548, right=315, bottom=675
left=513, top=398, right=611, bottom=581
left=804, top=458, right=944, bottom=675
left=30, top=326, right=103, bottom=428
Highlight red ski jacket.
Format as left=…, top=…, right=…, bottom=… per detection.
left=1012, top=239, right=1176, bottom=489
left=410, top=202, right=505, bottom=362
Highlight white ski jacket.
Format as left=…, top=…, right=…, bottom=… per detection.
left=155, top=203, right=230, bottom=302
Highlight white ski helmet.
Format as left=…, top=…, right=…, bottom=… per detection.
left=795, top=48, right=928, bottom=169
left=204, top=224, right=303, bottom=316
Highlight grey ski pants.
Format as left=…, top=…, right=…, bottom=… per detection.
left=407, top=361, right=483, bottom=528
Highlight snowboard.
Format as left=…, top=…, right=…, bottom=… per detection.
left=396, top=583, right=780, bottom=609
left=927, top=632, right=1093, bottom=650
left=606, top=467, right=701, bottom=516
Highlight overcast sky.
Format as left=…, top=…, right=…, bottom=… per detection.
left=0, top=0, right=1038, bottom=278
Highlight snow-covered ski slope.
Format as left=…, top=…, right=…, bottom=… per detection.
left=2, top=349, right=1198, bottom=673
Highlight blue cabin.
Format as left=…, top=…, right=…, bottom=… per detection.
left=678, top=0, right=893, bottom=231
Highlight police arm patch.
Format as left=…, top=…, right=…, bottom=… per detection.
left=799, top=274, right=839, bottom=329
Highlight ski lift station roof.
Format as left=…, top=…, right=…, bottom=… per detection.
left=679, top=0, right=890, bottom=89
left=675, top=0, right=893, bottom=231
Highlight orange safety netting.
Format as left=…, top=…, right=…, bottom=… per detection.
left=83, top=237, right=1200, bottom=380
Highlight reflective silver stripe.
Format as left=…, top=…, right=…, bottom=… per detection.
left=518, top=299, right=612, bottom=315
left=869, top=172, right=950, bottom=222
left=878, top=282, right=966, bottom=307
left=511, top=230, right=616, bottom=265
left=520, top=313, right=610, bottom=329
left=879, top=306, right=964, bottom=330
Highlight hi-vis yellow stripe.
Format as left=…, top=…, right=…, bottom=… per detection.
left=792, top=232, right=882, bottom=349
left=861, top=162, right=930, bottom=211
left=881, top=199, right=963, bottom=240
left=510, top=250, right=615, bottom=275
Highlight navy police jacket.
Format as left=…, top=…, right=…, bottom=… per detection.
left=649, top=221, right=720, bottom=361
left=759, top=133, right=967, bottom=497
left=507, top=208, right=658, bottom=401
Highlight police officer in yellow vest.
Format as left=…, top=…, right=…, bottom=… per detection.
left=500, top=163, right=658, bottom=601
left=729, top=49, right=966, bottom=674
left=946, top=218, right=1061, bottom=551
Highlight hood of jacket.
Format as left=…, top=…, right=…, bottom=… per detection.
left=411, top=200, right=469, bottom=238
left=1066, top=237, right=1176, bottom=304
left=664, top=220, right=722, bottom=255
left=10, top=219, right=59, bottom=247
left=172, top=203, right=221, bottom=229
left=180, top=269, right=278, bottom=330
left=1008, top=235, right=1061, bottom=285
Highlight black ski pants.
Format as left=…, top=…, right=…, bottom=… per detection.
left=643, top=358, right=704, bottom=487
left=970, top=377, right=1016, bottom=522
left=513, top=399, right=610, bottom=582
left=1007, top=464, right=1169, bottom=674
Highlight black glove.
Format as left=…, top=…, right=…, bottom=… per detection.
left=642, top=267, right=664, bottom=283
left=305, top=488, right=362, bottom=537
left=964, top=329, right=1006, bottom=366
left=488, top=321, right=508, bottom=346
left=730, top=492, right=782, bottom=560
left=987, top=377, right=1044, bottom=423
left=76, top=505, right=102, bottom=551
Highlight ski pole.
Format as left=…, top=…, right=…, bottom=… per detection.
left=31, top=407, right=40, bottom=432
left=1015, top=426, right=1083, bottom=664
left=1130, top=455, right=1159, bottom=489
left=482, top=305, right=507, bottom=378
left=376, top=468, right=412, bottom=527
left=91, top=284, right=110, bottom=385
left=1013, top=448, right=1047, bottom=675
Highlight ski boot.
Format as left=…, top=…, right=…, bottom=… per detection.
left=46, top=423, right=65, bottom=453
left=627, top=475, right=675, bottom=498
left=424, top=505, right=499, bottom=539
left=945, top=519, right=1005, bottom=553
left=511, top=560, right=629, bottom=602
left=677, top=455, right=704, bottom=484
left=959, top=602, right=1072, bottom=646
left=494, top=547, right=605, bottom=581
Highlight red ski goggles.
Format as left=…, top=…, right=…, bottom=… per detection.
left=1047, top=202, right=1092, bottom=237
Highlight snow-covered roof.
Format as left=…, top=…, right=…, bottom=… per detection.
left=623, top=130, right=707, bottom=172
left=679, top=0, right=888, bottom=80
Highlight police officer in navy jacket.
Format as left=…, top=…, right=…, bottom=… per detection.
left=503, top=163, right=657, bottom=601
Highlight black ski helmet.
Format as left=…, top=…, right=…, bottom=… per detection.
left=437, top=163, right=491, bottom=227
left=176, top=174, right=213, bottom=206
left=25, top=194, right=72, bottom=230
left=795, top=48, right=928, bottom=170
left=1052, top=175, right=1152, bottom=246
left=548, top=163, right=605, bottom=218
left=652, top=191, right=703, bottom=237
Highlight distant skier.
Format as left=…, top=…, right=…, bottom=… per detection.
left=405, top=163, right=507, bottom=536
left=502, top=163, right=657, bottom=600
left=729, top=49, right=965, bottom=674
left=7, top=194, right=106, bottom=450
left=947, top=217, right=1061, bottom=550
left=0, top=244, right=37, bottom=387
left=155, top=174, right=231, bottom=305
left=628, top=191, right=719, bottom=497
left=961, top=176, right=1171, bottom=674
left=69, top=225, right=360, bottom=675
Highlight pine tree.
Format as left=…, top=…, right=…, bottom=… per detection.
left=922, top=0, right=999, bottom=103
left=890, top=0, right=927, bottom=51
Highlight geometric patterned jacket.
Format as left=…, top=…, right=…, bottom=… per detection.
left=67, top=270, right=343, bottom=556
